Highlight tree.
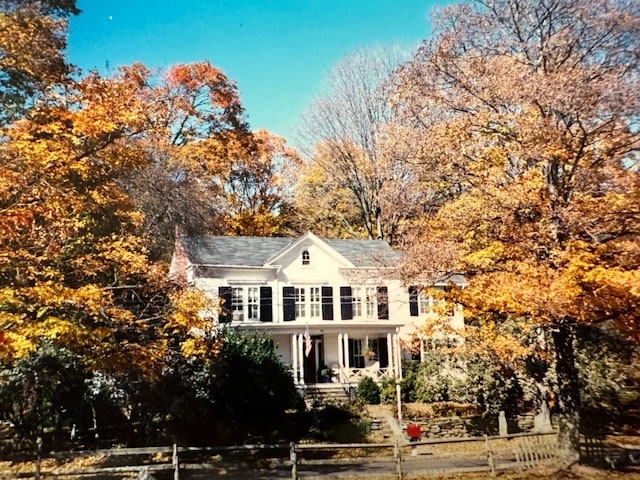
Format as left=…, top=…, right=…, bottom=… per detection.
left=0, top=64, right=175, bottom=377
left=300, top=47, right=437, bottom=244
left=397, top=0, right=640, bottom=461
left=0, top=0, right=79, bottom=124
left=119, top=63, right=300, bottom=259
left=119, top=61, right=248, bottom=260
left=221, top=129, right=301, bottom=236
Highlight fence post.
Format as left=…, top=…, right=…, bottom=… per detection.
left=290, top=441, right=297, bottom=480
left=485, top=435, right=496, bottom=476
left=394, top=439, right=403, bottom=479
left=35, top=436, right=42, bottom=480
left=173, top=443, right=179, bottom=480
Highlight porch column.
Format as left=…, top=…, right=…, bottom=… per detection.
left=297, top=333, right=305, bottom=385
left=394, top=329, right=403, bottom=379
left=343, top=333, right=350, bottom=369
left=387, top=333, right=394, bottom=377
left=292, top=334, right=299, bottom=384
left=337, top=333, right=344, bottom=382
left=420, top=337, right=425, bottom=363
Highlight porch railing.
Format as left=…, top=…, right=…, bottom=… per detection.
left=335, top=366, right=392, bottom=385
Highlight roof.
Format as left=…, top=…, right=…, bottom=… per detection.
left=179, top=235, right=402, bottom=268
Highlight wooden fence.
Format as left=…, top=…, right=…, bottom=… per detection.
left=1, top=432, right=560, bottom=480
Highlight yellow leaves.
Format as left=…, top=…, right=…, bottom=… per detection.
left=179, top=336, right=222, bottom=360
left=168, top=289, right=214, bottom=332
left=464, top=241, right=506, bottom=270
left=167, top=289, right=223, bottom=360
left=463, top=318, right=535, bottom=364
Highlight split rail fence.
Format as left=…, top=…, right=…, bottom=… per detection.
left=1, top=431, right=559, bottom=480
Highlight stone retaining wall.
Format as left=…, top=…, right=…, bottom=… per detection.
left=412, top=412, right=553, bottom=439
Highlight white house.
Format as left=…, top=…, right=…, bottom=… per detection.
left=169, top=232, right=465, bottom=388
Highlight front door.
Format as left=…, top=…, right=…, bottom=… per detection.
left=304, top=336, right=324, bottom=383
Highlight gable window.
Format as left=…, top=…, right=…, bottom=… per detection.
left=302, top=250, right=310, bottom=265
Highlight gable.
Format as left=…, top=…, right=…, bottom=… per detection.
left=264, top=232, right=352, bottom=268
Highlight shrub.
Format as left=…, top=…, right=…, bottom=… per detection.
left=356, top=377, right=381, bottom=404
left=380, top=376, right=396, bottom=404
left=305, top=400, right=369, bottom=442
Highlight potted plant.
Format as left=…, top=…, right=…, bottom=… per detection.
left=362, top=347, right=375, bottom=361
left=319, top=366, right=333, bottom=383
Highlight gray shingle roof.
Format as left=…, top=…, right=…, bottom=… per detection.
left=180, top=235, right=402, bottom=268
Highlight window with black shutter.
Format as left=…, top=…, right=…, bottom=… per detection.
left=321, top=286, right=333, bottom=320
left=340, top=286, right=353, bottom=320
left=283, top=286, right=296, bottom=321
left=377, top=286, right=389, bottom=320
left=259, top=286, right=273, bottom=322
left=218, top=286, right=232, bottom=323
left=347, top=338, right=365, bottom=368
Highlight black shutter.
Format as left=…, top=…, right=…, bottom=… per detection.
left=340, top=286, right=353, bottom=320
left=378, top=337, right=389, bottom=368
left=218, top=286, right=232, bottom=323
left=321, top=286, right=333, bottom=320
left=348, top=338, right=364, bottom=368
left=377, top=286, right=389, bottom=320
left=260, top=286, right=272, bottom=322
left=409, top=285, right=419, bottom=317
left=283, top=286, right=296, bottom=322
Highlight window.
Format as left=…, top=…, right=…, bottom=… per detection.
left=409, top=285, right=445, bottom=317
left=247, top=287, right=259, bottom=320
left=352, top=287, right=363, bottom=318
left=231, top=287, right=243, bottom=313
left=295, top=287, right=306, bottom=318
left=348, top=337, right=389, bottom=368
left=220, top=286, right=271, bottom=322
left=420, top=287, right=445, bottom=314
left=302, top=250, right=310, bottom=265
left=309, top=287, right=321, bottom=318
left=365, top=287, right=377, bottom=318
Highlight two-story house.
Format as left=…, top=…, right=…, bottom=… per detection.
left=169, top=232, right=465, bottom=388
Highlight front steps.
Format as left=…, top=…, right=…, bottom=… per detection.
left=301, top=383, right=354, bottom=406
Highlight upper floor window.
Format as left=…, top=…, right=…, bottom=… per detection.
left=302, top=249, right=310, bottom=265
left=295, top=287, right=306, bottom=318
left=409, top=285, right=445, bottom=317
left=352, top=287, right=363, bottom=318
left=247, top=287, right=259, bottom=320
left=365, top=287, right=377, bottom=318
left=218, top=285, right=272, bottom=323
left=309, top=287, right=321, bottom=318
left=231, top=287, right=243, bottom=313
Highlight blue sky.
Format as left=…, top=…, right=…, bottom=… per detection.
left=67, top=1, right=445, bottom=145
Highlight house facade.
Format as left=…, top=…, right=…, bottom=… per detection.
left=169, top=232, right=465, bottom=387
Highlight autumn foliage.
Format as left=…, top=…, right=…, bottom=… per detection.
left=394, top=0, right=640, bottom=459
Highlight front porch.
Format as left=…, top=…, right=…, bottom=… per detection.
left=283, top=329, right=404, bottom=387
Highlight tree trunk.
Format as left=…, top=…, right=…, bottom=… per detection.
left=552, top=322, right=581, bottom=464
